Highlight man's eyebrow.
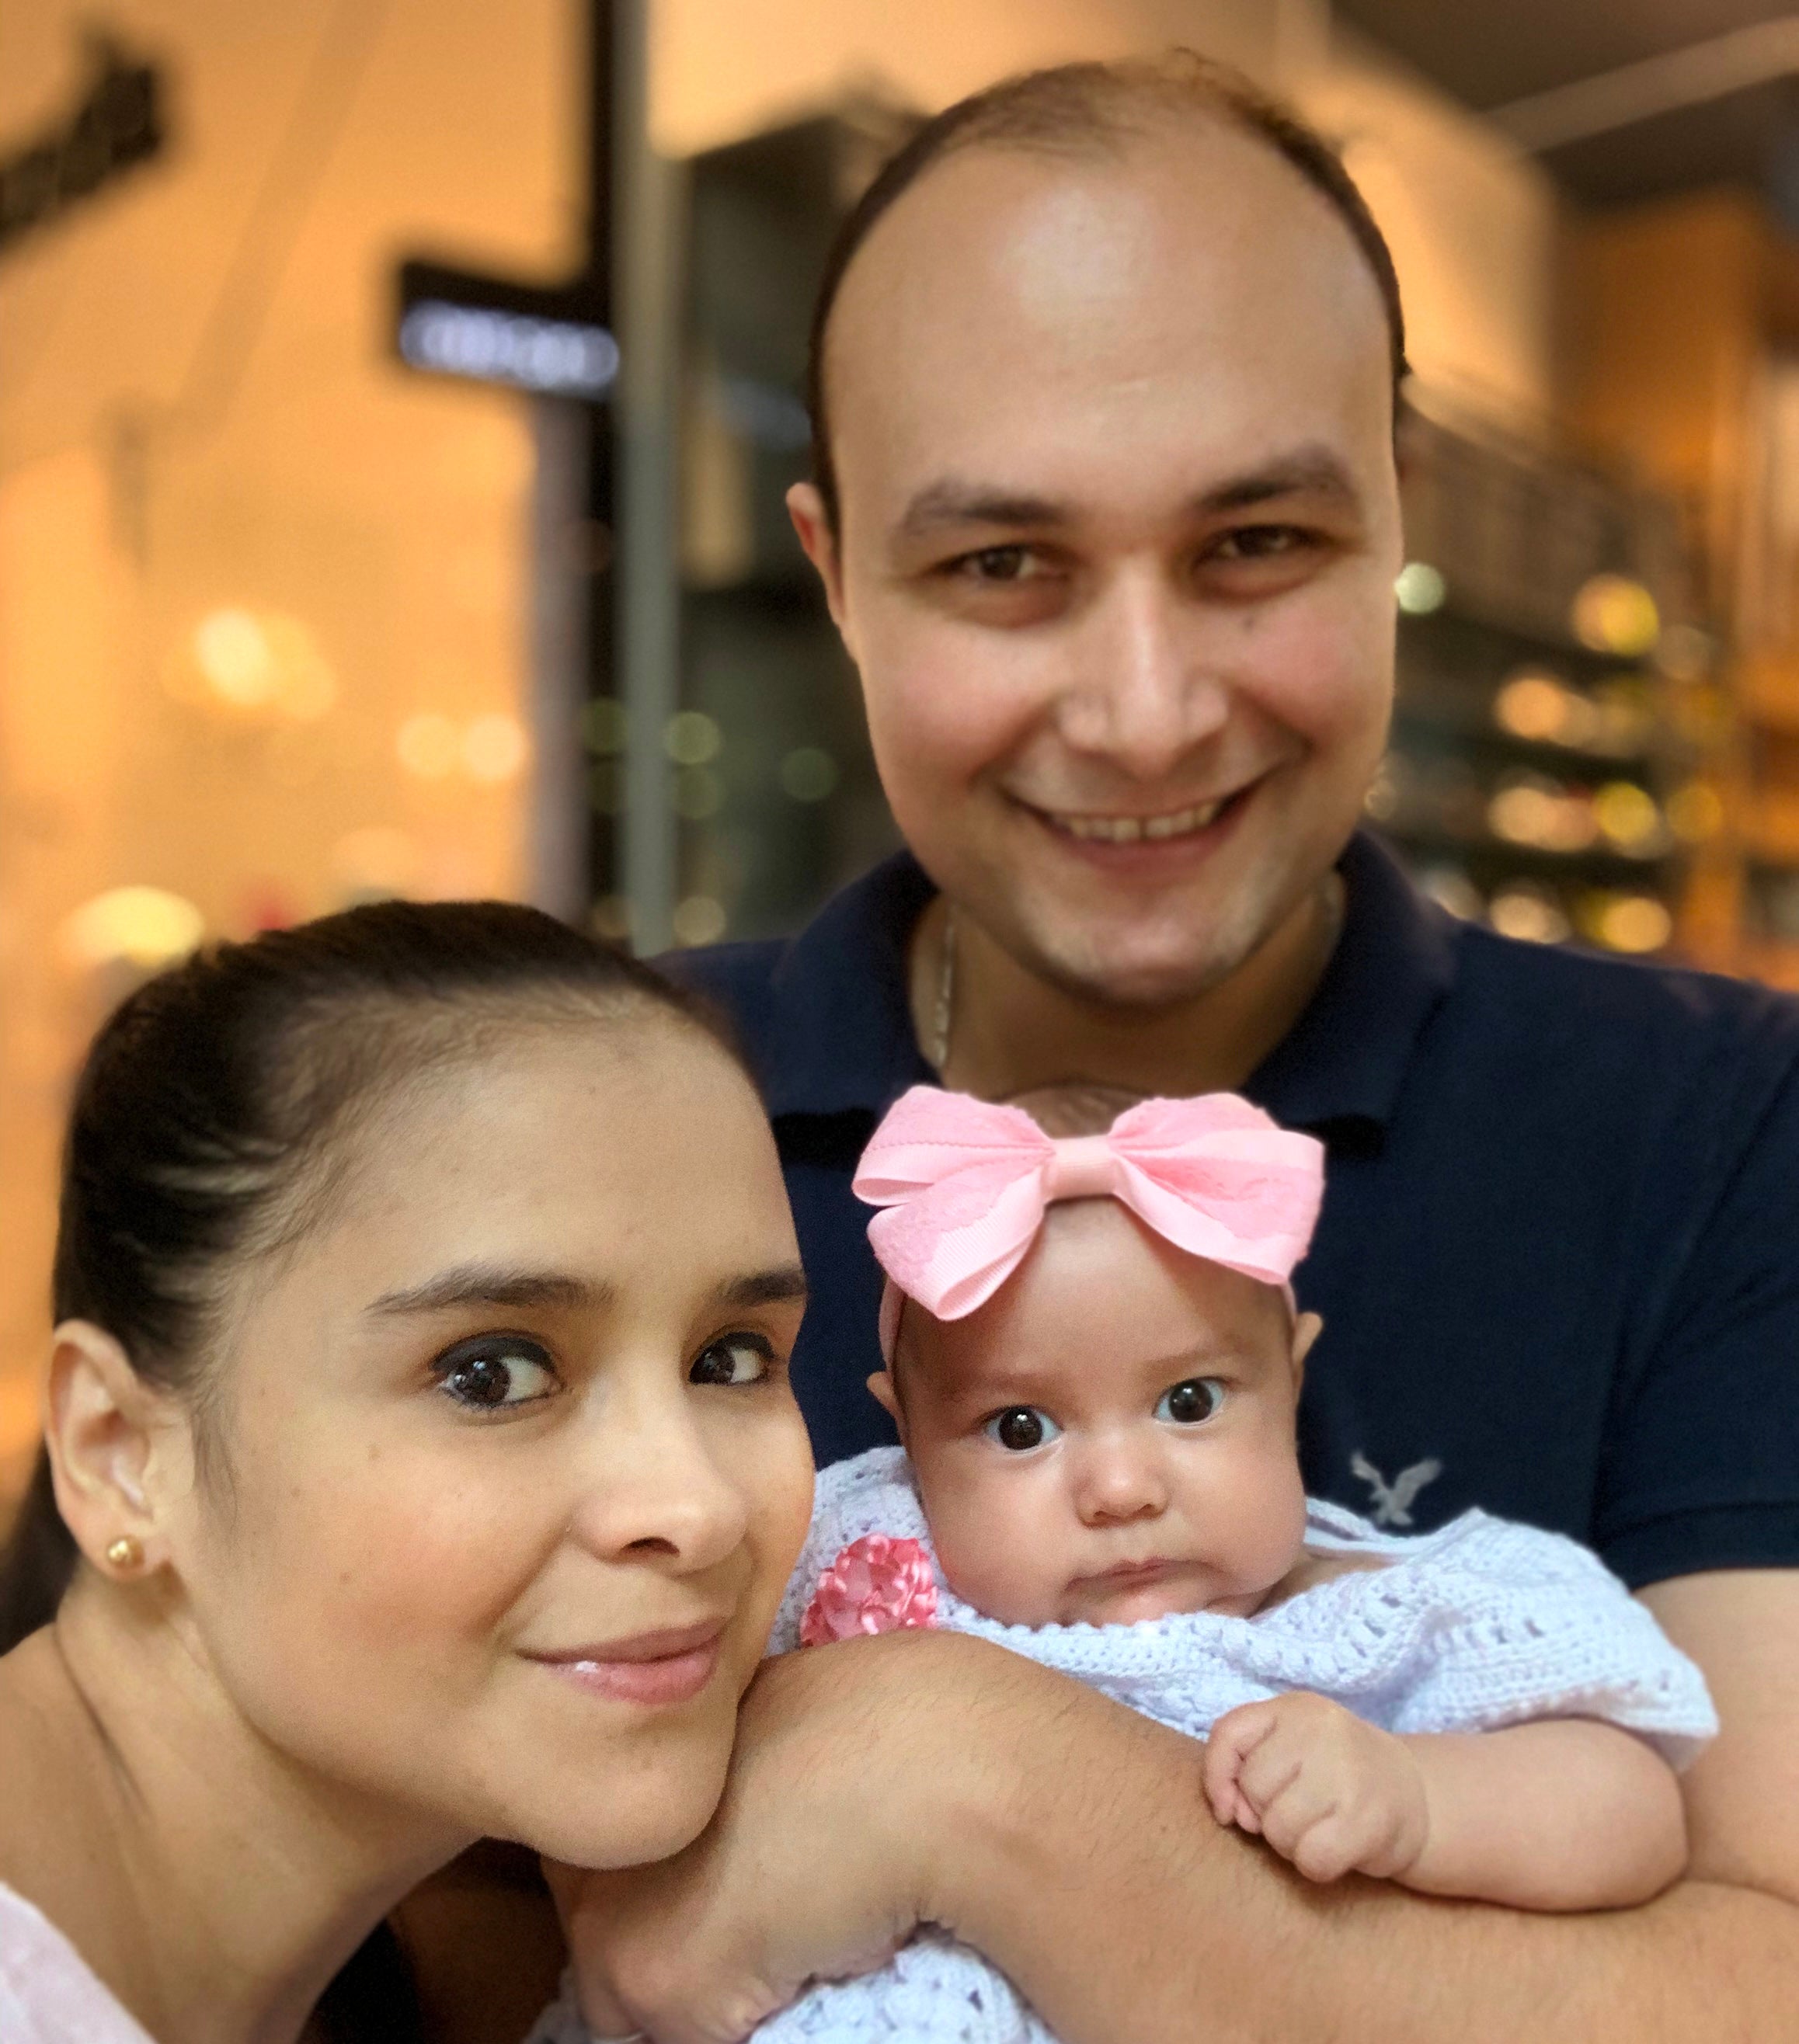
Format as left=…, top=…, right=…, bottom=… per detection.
left=1194, top=445, right=1362, bottom=516
left=893, top=445, right=1362, bottom=544
left=716, top=1265, right=809, bottom=1309
left=894, top=480, right=1072, bottom=541
left=366, top=1266, right=610, bottom=1317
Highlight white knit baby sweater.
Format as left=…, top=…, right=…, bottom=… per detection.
left=528, top=1446, right=1715, bottom=2044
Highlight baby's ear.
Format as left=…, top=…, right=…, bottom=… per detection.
left=867, top=1369, right=904, bottom=1437
left=1289, top=1310, right=1324, bottom=1392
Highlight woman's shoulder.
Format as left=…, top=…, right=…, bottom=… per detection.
left=0, top=1881, right=156, bottom=2044
left=0, top=1634, right=134, bottom=1986
left=0, top=1633, right=68, bottom=1885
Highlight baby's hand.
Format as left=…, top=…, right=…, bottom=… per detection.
left=1203, top=1692, right=1428, bottom=1884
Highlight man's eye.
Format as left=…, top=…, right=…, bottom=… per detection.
left=689, top=1334, right=773, bottom=1388
left=435, top=1338, right=558, bottom=1412
left=1211, top=526, right=1307, bottom=561
left=983, top=1406, right=1060, bottom=1452
left=1156, top=1378, right=1225, bottom=1425
left=958, top=545, right=1036, bottom=582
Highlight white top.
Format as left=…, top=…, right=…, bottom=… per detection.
left=527, top=1447, right=1717, bottom=2044
left=770, top=1448, right=1717, bottom=1765
left=0, top=1882, right=155, bottom=2044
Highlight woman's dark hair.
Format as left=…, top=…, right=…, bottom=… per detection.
left=0, top=897, right=739, bottom=1653
left=805, top=50, right=1409, bottom=535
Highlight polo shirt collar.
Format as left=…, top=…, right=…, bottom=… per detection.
left=759, top=851, right=938, bottom=1120
left=758, top=829, right=1459, bottom=1140
left=1245, top=830, right=1458, bottom=1141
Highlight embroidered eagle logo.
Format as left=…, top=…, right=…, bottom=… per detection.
left=1350, top=1451, right=1443, bottom=1528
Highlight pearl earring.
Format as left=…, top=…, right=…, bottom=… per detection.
left=104, top=1535, right=144, bottom=1572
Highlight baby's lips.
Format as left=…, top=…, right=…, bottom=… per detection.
left=800, top=1533, right=939, bottom=1645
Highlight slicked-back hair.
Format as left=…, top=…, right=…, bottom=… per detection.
left=805, top=51, right=1408, bottom=535
left=0, top=898, right=744, bottom=1653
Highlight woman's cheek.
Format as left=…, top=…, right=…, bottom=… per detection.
left=265, top=1438, right=548, bottom=1653
left=727, top=1405, right=817, bottom=1649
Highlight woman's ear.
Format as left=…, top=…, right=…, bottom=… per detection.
left=43, top=1321, right=177, bottom=1577
left=866, top=1369, right=905, bottom=1441
left=1289, top=1311, right=1324, bottom=1397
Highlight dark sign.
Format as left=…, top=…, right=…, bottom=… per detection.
left=394, top=259, right=618, bottom=400
left=0, top=34, right=165, bottom=255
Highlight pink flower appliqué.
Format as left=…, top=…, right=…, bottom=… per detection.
left=800, top=1534, right=938, bottom=1646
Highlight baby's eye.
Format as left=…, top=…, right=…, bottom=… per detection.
left=435, top=1337, right=558, bottom=1412
left=1156, top=1378, right=1225, bottom=1425
left=983, top=1406, right=1061, bottom=1452
left=689, top=1333, right=774, bottom=1388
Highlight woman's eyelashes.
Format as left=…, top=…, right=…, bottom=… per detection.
left=1156, top=1377, right=1225, bottom=1425
left=688, top=1330, right=778, bottom=1389
left=984, top=1406, right=1062, bottom=1453
left=433, top=1333, right=561, bottom=1413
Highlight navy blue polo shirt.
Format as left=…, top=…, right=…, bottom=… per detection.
left=673, top=831, right=1799, bottom=1588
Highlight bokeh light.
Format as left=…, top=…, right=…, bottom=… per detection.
left=1571, top=575, right=1659, bottom=657
left=1394, top=561, right=1446, bottom=615
left=61, top=887, right=205, bottom=971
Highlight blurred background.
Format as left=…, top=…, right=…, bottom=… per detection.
left=6, top=0, right=1799, bottom=1496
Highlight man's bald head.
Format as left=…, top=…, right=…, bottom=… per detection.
left=805, top=52, right=1407, bottom=536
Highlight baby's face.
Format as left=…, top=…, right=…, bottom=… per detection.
left=880, top=1201, right=1314, bottom=1628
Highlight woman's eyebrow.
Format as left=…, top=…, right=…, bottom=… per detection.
left=365, top=1265, right=611, bottom=1317
left=715, top=1264, right=809, bottom=1309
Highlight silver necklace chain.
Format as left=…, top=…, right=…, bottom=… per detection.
left=925, top=878, right=1343, bottom=1081
left=929, top=904, right=956, bottom=1072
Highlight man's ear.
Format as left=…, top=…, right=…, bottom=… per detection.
left=44, top=1320, right=179, bottom=1575
left=786, top=482, right=851, bottom=634
left=1289, top=1310, right=1324, bottom=1398
left=866, top=1369, right=905, bottom=1441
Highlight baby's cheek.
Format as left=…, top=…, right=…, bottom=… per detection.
left=922, top=1465, right=1066, bottom=1629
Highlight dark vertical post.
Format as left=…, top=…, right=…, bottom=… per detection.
left=583, top=0, right=620, bottom=916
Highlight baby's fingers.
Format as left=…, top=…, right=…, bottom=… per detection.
left=1256, top=1771, right=1344, bottom=1864
left=1203, top=1702, right=1282, bottom=1827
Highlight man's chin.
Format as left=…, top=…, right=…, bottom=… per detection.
left=1011, top=920, right=1261, bottom=1013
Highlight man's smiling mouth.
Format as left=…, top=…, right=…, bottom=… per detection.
left=1032, top=791, right=1240, bottom=845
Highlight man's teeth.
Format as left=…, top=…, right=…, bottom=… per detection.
left=1054, top=798, right=1225, bottom=844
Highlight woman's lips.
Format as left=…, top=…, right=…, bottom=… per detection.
left=529, top=1619, right=727, bottom=1707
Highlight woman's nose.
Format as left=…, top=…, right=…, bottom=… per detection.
left=1055, top=568, right=1229, bottom=780
left=563, top=1377, right=750, bottom=1574
left=1073, top=1433, right=1171, bottom=1527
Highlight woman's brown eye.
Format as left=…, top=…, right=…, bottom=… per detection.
left=689, top=1335, right=771, bottom=1387
left=436, top=1340, right=557, bottom=1410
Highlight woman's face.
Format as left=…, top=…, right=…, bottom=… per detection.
left=156, top=1015, right=814, bottom=1869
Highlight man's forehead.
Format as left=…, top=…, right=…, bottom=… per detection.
left=826, top=123, right=1393, bottom=511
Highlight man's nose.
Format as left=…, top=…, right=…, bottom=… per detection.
left=562, top=1374, right=750, bottom=1573
left=1073, top=1430, right=1171, bottom=1527
left=1055, top=565, right=1229, bottom=781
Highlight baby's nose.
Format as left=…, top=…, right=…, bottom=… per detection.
left=1074, top=1437, right=1170, bottom=1524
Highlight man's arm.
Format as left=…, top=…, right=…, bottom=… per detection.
left=564, top=1569, right=1799, bottom=2044
left=956, top=1566, right=1799, bottom=2044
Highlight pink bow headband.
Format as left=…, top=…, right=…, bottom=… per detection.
left=854, top=1087, right=1325, bottom=1361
